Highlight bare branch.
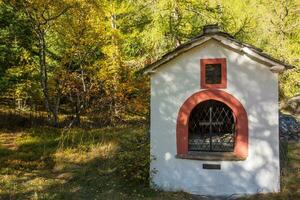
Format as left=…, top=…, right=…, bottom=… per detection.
left=41, top=6, right=72, bottom=25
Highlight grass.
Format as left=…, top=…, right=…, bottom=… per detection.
left=0, top=114, right=299, bottom=199
left=0, top=126, right=192, bottom=200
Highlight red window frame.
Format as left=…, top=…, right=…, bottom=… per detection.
left=176, top=90, right=248, bottom=160
left=201, top=58, right=227, bottom=89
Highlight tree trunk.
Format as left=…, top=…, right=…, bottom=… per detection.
left=53, top=78, right=61, bottom=127
left=38, top=30, right=52, bottom=122
left=111, top=11, right=122, bottom=124
left=74, top=94, right=81, bottom=125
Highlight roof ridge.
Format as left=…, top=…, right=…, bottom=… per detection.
left=142, top=31, right=294, bottom=74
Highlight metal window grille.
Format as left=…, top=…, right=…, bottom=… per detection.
left=188, top=100, right=236, bottom=152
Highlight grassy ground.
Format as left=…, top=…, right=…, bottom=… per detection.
left=0, top=116, right=299, bottom=199
left=0, top=125, right=198, bottom=200
left=0, top=125, right=189, bottom=200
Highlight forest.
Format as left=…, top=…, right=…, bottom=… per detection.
left=0, top=0, right=299, bottom=126
left=0, top=0, right=299, bottom=199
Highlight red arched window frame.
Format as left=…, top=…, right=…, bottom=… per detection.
left=201, top=58, right=227, bottom=89
left=176, top=90, right=248, bottom=160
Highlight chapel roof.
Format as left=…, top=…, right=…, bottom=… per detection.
left=143, top=24, right=294, bottom=74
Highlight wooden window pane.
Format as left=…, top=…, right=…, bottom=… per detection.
left=205, top=64, right=221, bottom=84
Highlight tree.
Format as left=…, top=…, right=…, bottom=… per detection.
left=18, top=0, right=72, bottom=126
left=258, top=0, right=300, bottom=98
left=55, top=1, right=104, bottom=125
left=0, top=1, right=36, bottom=96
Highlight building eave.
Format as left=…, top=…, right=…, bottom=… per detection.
left=143, top=32, right=295, bottom=75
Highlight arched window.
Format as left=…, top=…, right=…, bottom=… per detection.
left=188, top=100, right=235, bottom=152
left=176, top=90, right=248, bottom=160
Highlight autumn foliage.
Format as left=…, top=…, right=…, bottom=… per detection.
left=0, top=0, right=299, bottom=126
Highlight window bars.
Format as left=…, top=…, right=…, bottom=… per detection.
left=188, top=100, right=236, bottom=152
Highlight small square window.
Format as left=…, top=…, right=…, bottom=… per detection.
left=205, top=64, right=222, bottom=84
left=200, top=58, right=227, bottom=89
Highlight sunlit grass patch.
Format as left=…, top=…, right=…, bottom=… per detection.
left=0, top=171, right=63, bottom=199
left=55, top=142, right=117, bottom=164
left=0, top=174, right=21, bottom=193
left=53, top=142, right=117, bottom=172
left=26, top=177, right=59, bottom=192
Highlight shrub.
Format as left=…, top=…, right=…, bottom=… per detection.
left=115, top=127, right=150, bottom=185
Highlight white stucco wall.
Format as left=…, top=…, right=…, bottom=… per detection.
left=150, top=40, right=280, bottom=196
